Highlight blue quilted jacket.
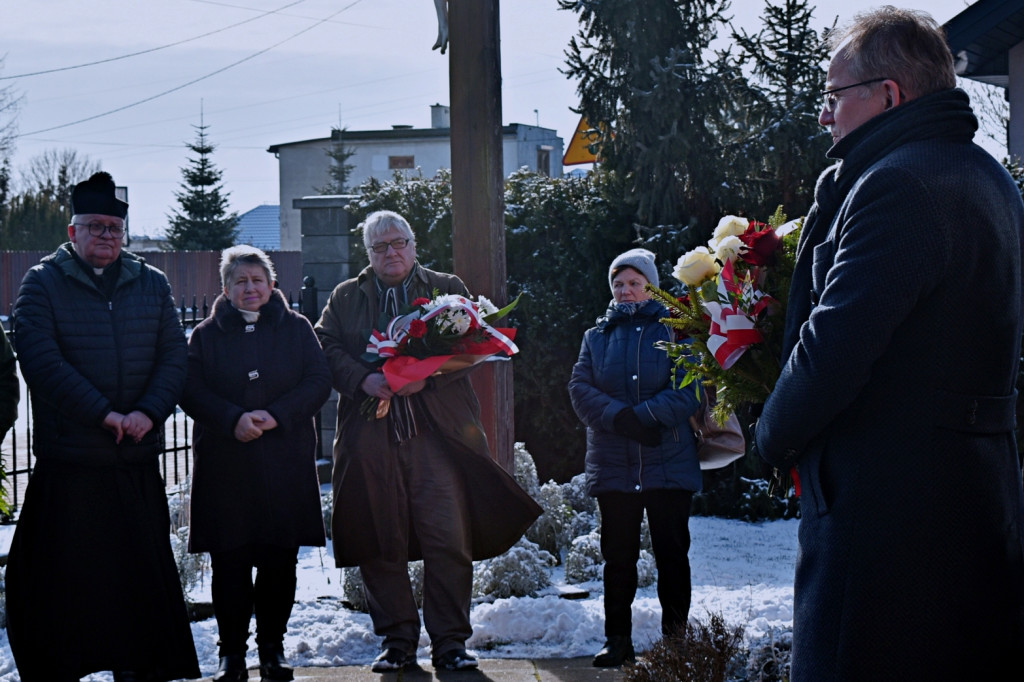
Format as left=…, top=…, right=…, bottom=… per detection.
left=569, top=299, right=701, bottom=496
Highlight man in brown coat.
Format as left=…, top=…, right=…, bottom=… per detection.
left=315, top=210, right=540, bottom=673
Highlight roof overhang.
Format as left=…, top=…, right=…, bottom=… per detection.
left=944, top=0, right=1024, bottom=88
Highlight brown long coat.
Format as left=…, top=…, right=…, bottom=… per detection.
left=315, top=264, right=540, bottom=567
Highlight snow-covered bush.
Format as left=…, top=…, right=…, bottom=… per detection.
left=320, top=488, right=333, bottom=540
left=741, top=627, right=793, bottom=681
left=561, top=473, right=596, bottom=516
left=564, top=527, right=655, bottom=588
left=472, top=537, right=555, bottom=601
left=565, top=529, right=603, bottom=584
left=512, top=441, right=541, bottom=498
left=169, top=526, right=207, bottom=603
left=635, top=549, right=656, bottom=588
left=166, top=481, right=207, bottom=604
left=525, top=480, right=575, bottom=559
left=342, top=562, right=424, bottom=613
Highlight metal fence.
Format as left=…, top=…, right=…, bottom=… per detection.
left=1, top=282, right=319, bottom=520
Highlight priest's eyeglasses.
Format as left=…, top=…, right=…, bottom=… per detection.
left=74, top=221, right=125, bottom=238
left=821, top=77, right=889, bottom=113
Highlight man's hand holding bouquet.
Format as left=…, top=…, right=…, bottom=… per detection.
left=361, top=292, right=520, bottom=418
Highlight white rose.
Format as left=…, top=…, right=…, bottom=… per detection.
left=673, top=247, right=720, bottom=287
left=709, top=215, right=749, bottom=251
left=714, top=235, right=743, bottom=264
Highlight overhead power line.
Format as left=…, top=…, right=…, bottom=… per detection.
left=0, top=0, right=306, bottom=81
left=17, top=0, right=367, bottom=138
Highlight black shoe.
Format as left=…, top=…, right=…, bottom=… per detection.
left=213, top=654, right=249, bottom=681
left=259, top=646, right=294, bottom=681
left=592, top=635, right=635, bottom=667
left=431, top=648, right=478, bottom=671
left=371, top=648, right=416, bottom=673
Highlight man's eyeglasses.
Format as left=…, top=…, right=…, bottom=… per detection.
left=74, top=222, right=125, bottom=238
left=821, top=77, right=890, bottom=113
left=369, top=238, right=410, bottom=254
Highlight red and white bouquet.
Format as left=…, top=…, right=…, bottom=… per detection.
left=648, top=207, right=801, bottom=423
left=361, top=292, right=519, bottom=418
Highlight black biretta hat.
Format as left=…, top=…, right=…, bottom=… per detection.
left=71, top=172, right=128, bottom=219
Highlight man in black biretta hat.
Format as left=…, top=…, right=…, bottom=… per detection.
left=65, top=171, right=130, bottom=274
left=5, top=171, right=200, bottom=680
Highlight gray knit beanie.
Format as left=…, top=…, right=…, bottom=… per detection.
left=608, top=248, right=659, bottom=292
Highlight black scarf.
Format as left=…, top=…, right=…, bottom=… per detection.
left=779, top=88, right=978, bottom=359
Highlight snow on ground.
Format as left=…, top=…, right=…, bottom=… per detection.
left=0, top=516, right=798, bottom=680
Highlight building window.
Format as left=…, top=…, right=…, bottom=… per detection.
left=536, top=146, right=552, bottom=177
left=389, top=155, right=415, bottom=169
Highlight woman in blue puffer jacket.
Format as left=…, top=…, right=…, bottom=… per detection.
left=569, top=248, right=702, bottom=667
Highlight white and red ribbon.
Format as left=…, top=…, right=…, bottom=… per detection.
left=702, top=259, right=772, bottom=369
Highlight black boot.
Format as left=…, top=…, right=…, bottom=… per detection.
left=592, top=635, right=635, bottom=667
left=258, top=646, right=294, bottom=681
left=213, top=654, right=249, bottom=681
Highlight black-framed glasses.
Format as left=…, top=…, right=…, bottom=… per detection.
left=369, top=238, right=410, bottom=254
left=821, top=77, right=890, bottom=112
left=73, top=221, right=125, bottom=238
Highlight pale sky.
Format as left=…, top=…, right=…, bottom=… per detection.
left=0, top=0, right=978, bottom=236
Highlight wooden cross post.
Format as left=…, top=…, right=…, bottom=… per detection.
left=447, top=0, right=514, bottom=472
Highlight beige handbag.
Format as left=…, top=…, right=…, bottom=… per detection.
left=689, top=390, right=746, bottom=470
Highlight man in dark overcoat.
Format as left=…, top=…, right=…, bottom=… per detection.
left=6, top=172, right=199, bottom=681
left=315, top=210, right=540, bottom=673
left=755, top=8, right=1024, bottom=680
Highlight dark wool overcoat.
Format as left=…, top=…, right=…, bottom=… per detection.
left=181, top=290, right=330, bottom=553
left=6, top=244, right=199, bottom=681
left=756, top=89, right=1024, bottom=680
left=315, top=264, right=541, bottom=567
left=569, top=299, right=702, bottom=496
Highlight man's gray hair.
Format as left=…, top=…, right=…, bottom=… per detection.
left=361, top=210, right=416, bottom=251
left=829, top=6, right=955, bottom=101
left=220, top=245, right=277, bottom=287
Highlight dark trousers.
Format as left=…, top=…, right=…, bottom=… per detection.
left=598, top=489, right=694, bottom=639
left=210, top=543, right=300, bottom=656
left=360, top=431, right=473, bottom=658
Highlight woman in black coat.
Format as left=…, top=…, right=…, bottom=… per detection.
left=181, top=246, right=331, bottom=682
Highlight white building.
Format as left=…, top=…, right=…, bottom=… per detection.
left=267, top=104, right=563, bottom=250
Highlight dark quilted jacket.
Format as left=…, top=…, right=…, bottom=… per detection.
left=13, top=244, right=187, bottom=464
left=569, top=298, right=701, bottom=496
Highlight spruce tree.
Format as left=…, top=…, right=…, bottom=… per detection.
left=317, top=127, right=357, bottom=195
left=166, top=122, right=238, bottom=250
left=731, top=0, right=834, bottom=218
left=559, top=0, right=743, bottom=239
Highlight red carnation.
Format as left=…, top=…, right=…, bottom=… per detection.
left=408, top=319, right=428, bottom=338
left=411, top=297, right=431, bottom=307
left=738, top=222, right=782, bottom=266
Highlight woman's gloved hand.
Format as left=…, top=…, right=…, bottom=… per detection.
left=613, top=407, right=662, bottom=446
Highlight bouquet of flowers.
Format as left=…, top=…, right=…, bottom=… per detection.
left=647, top=207, right=802, bottom=424
left=361, top=291, right=520, bottom=418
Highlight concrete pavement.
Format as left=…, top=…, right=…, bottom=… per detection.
left=201, top=658, right=627, bottom=681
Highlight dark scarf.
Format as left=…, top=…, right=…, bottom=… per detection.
left=374, top=264, right=436, bottom=443
left=780, top=88, right=978, bottom=359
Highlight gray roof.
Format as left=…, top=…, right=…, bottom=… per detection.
left=236, top=204, right=281, bottom=250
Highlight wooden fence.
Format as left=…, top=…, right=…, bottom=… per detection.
left=1, top=249, right=303, bottom=315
